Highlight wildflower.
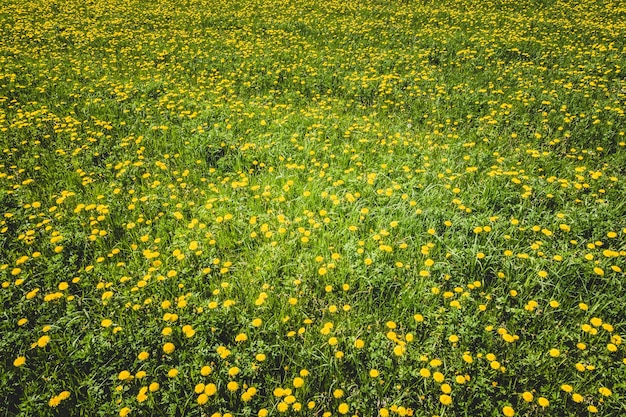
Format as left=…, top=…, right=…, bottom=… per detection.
left=393, top=345, right=405, bottom=356
left=502, top=406, right=515, bottom=416
left=118, top=370, right=131, bottom=380
left=439, top=394, right=452, bottom=405
left=35, top=335, right=50, bottom=348
left=13, top=356, right=26, bottom=367
left=204, top=384, right=217, bottom=396
left=137, top=387, right=148, bottom=402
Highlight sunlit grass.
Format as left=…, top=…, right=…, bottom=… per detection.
left=1, top=0, right=625, bottom=416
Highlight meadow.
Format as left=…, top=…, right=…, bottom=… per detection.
left=1, top=0, right=625, bottom=415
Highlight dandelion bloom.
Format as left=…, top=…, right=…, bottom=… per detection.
left=118, top=370, right=131, bottom=380
left=36, top=335, right=50, bottom=348
left=502, top=406, right=515, bottom=416
left=204, top=383, right=217, bottom=396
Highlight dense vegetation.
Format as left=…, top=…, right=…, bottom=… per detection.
left=1, top=0, right=625, bottom=415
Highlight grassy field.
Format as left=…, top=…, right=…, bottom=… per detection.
left=1, top=0, right=625, bottom=415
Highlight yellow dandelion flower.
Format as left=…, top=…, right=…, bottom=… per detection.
left=118, top=370, right=131, bottom=380
left=204, top=383, right=217, bottom=396
left=502, top=406, right=515, bottom=416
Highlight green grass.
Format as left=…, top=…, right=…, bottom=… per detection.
left=1, top=0, right=625, bottom=416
